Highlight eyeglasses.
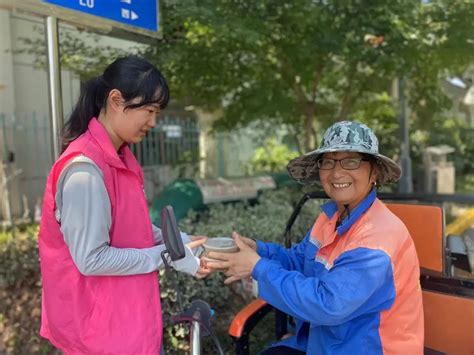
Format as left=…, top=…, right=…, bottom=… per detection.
left=316, top=157, right=369, bottom=170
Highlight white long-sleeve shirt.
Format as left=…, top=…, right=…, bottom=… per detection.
left=55, top=155, right=199, bottom=276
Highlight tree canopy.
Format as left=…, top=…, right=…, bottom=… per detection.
left=18, top=0, right=474, bottom=153
left=148, top=0, right=473, bottom=150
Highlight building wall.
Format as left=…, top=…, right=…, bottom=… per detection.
left=0, top=10, right=16, bottom=115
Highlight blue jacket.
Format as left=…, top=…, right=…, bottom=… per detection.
left=252, top=191, right=423, bottom=354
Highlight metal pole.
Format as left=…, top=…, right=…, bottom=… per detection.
left=45, top=16, right=63, bottom=160
left=0, top=162, right=12, bottom=226
left=190, top=319, right=201, bottom=355
left=398, top=77, right=413, bottom=193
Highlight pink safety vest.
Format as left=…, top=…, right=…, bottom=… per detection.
left=38, top=118, right=162, bottom=354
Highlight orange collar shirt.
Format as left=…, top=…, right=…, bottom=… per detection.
left=253, top=190, right=424, bottom=354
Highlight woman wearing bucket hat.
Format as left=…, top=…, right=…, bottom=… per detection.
left=207, top=121, right=423, bottom=354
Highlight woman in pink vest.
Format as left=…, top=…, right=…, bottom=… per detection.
left=39, top=56, right=209, bottom=354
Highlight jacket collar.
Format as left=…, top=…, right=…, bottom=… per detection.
left=321, top=189, right=377, bottom=235
left=87, top=118, right=127, bottom=169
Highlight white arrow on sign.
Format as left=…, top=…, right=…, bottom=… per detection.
left=120, top=0, right=132, bottom=3
left=121, top=8, right=130, bottom=19
left=120, top=9, right=138, bottom=20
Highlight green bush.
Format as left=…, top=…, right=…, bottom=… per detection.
left=246, top=138, right=299, bottom=175
left=457, top=174, right=474, bottom=193
left=0, top=225, right=53, bottom=354
left=167, top=188, right=321, bottom=353
left=180, top=188, right=320, bottom=243
left=0, top=188, right=321, bottom=354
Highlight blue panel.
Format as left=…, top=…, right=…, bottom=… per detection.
left=43, top=0, right=158, bottom=32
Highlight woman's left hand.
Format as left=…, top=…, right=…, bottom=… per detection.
left=187, top=235, right=212, bottom=279
left=187, top=235, right=207, bottom=250
left=206, top=232, right=261, bottom=284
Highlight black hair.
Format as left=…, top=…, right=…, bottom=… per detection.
left=361, top=153, right=382, bottom=188
left=361, top=153, right=378, bottom=166
left=61, top=55, right=169, bottom=151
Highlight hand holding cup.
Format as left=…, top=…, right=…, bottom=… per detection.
left=205, top=232, right=261, bottom=284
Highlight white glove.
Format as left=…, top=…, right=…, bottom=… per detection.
left=169, top=244, right=200, bottom=276
left=180, top=232, right=204, bottom=257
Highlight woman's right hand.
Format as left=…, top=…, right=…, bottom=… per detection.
left=195, top=260, right=212, bottom=279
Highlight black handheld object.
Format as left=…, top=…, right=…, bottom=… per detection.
left=161, top=205, right=186, bottom=261
left=160, top=206, right=225, bottom=355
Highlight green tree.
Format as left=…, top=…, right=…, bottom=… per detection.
left=19, top=1, right=473, bottom=155
left=150, top=0, right=473, bottom=151
left=246, top=138, right=299, bottom=175
left=17, top=28, right=133, bottom=80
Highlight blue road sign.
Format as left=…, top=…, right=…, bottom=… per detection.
left=42, top=0, right=158, bottom=32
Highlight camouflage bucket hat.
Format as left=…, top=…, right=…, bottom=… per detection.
left=287, top=121, right=402, bottom=185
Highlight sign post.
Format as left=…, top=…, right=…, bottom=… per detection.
left=398, top=77, right=413, bottom=193
left=0, top=0, right=161, bottom=160
left=45, top=16, right=63, bottom=158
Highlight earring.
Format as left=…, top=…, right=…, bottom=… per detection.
left=372, top=181, right=377, bottom=187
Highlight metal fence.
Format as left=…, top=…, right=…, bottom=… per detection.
left=0, top=112, right=53, bottom=223
left=131, top=114, right=200, bottom=167
left=0, top=112, right=200, bottom=222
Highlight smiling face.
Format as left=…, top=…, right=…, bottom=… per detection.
left=99, top=89, right=161, bottom=150
left=318, top=151, right=378, bottom=212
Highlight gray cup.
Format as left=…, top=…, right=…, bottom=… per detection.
left=203, top=237, right=239, bottom=263
left=204, top=237, right=238, bottom=253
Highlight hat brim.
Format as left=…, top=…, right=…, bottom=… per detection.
left=287, top=148, right=402, bottom=186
